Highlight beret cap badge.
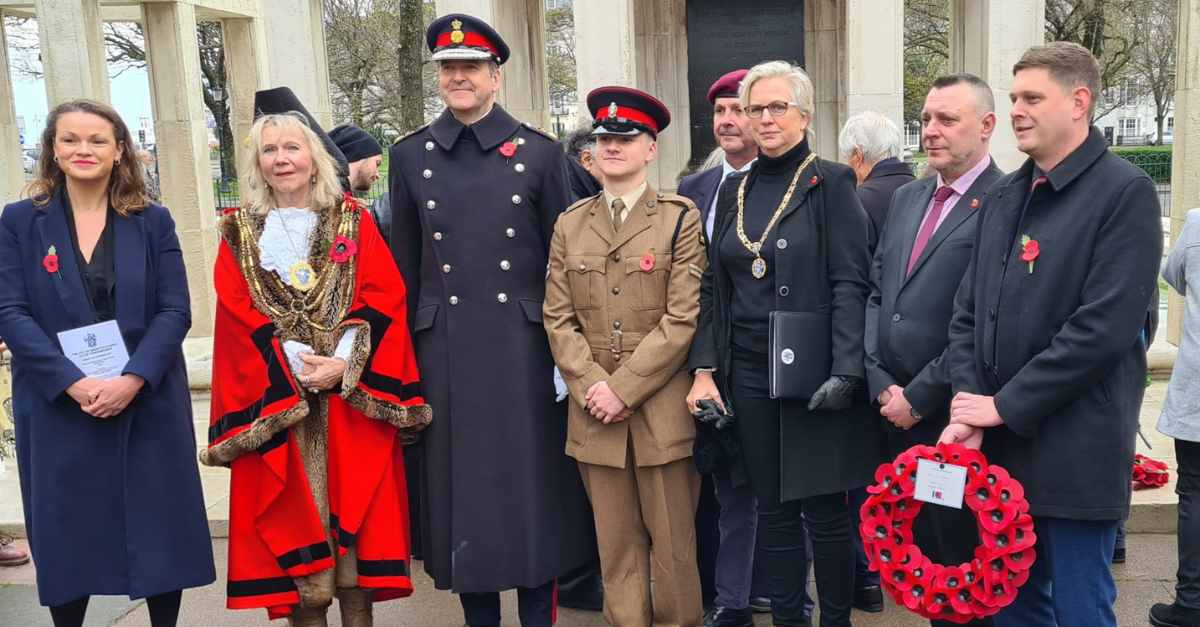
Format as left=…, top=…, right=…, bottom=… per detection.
left=450, top=19, right=465, bottom=43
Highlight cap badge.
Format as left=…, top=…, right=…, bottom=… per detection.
left=450, top=19, right=465, bottom=44
left=608, top=102, right=619, bottom=119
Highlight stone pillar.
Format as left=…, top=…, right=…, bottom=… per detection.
left=143, top=1, right=218, bottom=337
left=573, top=0, right=689, bottom=190
left=260, top=0, right=334, bottom=127
left=0, top=12, right=25, bottom=203
left=437, top=0, right=550, bottom=129
left=222, top=17, right=269, bottom=176
left=1167, top=0, right=1200, bottom=345
left=950, top=0, right=1045, bottom=172
left=34, top=0, right=110, bottom=105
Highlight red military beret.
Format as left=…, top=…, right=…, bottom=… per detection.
left=707, top=69, right=749, bottom=104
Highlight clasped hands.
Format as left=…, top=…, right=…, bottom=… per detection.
left=295, top=353, right=347, bottom=394
left=66, top=374, right=145, bottom=419
left=937, top=392, right=1003, bottom=450
left=585, top=381, right=632, bottom=424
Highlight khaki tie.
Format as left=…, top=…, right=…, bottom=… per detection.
left=611, top=198, right=626, bottom=233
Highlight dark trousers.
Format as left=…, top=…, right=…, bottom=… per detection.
left=886, top=429, right=993, bottom=627
left=848, top=486, right=880, bottom=589
left=731, top=349, right=842, bottom=626
left=1176, top=438, right=1200, bottom=610
left=460, top=580, right=555, bottom=627
left=710, top=467, right=760, bottom=609
left=993, top=517, right=1118, bottom=627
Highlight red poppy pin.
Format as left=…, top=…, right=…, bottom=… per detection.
left=970, top=198, right=980, bottom=209
left=43, top=245, right=59, bottom=274
left=329, top=235, right=358, bottom=263
left=809, top=175, right=819, bottom=185
left=640, top=250, right=655, bottom=272
left=499, top=141, right=518, bottom=159
left=1019, top=235, right=1039, bottom=274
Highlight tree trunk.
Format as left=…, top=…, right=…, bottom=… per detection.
left=397, top=0, right=425, bottom=132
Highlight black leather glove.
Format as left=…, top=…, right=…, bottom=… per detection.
left=806, top=375, right=862, bottom=412
left=695, top=398, right=736, bottom=430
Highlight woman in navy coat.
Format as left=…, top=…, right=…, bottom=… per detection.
left=0, top=100, right=214, bottom=627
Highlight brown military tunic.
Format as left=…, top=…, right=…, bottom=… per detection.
left=544, top=185, right=706, bottom=627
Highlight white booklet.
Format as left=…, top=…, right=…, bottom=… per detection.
left=57, top=320, right=130, bottom=380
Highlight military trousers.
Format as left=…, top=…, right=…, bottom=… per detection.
left=577, top=439, right=703, bottom=627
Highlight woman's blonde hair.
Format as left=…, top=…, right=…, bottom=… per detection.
left=242, top=113, right=343, bottom=213
left=739, top=60, right=815, bottom=120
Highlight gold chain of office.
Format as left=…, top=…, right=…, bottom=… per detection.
left=735, top=152, right=818, bottom=279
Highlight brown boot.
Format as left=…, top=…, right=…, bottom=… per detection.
left=0, top=535, right=29, bottom=567
left=337, top=587, right=373, bottom=627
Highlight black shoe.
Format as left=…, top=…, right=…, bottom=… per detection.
left=853, top=585, right=884, bottom=613
left=704, top=605, right=754, bottom=627
left=748, top=595, right=771, bottom=613
left=1112, top=546, right=1126, bottom=564
left=556, top=568, right=604, bottom=611
left=1150, top=602, right=1200, bottom=626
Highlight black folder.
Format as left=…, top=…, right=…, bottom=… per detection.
left=768, top=310, right=832, bottom=400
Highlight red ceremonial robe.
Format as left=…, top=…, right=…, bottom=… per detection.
left=201, top=196, right=431, bottom=620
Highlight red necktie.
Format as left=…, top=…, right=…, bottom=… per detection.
left=907, top=186, right=955, bottom=277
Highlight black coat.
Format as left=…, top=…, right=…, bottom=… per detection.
left=856, top=157, right=915, bottom=242
left=689, top=156, right=885, bottom=501
left=948, top=128, right=1162, bottom=520
left=865, top=160, right=1003, bottom=446
left=387, top=106, right=592, bottom=592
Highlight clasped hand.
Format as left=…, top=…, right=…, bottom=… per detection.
left=66, top=374, right=145, bottom=419
left=936, top=392, right=1003, bottom=450
left=877, top=384, right=918, bottom=430
left=585, top=381, right=631, bottom=424
left=296, top=353, right=347, bottom=393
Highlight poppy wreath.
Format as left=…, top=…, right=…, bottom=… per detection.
left=859, top=442, right=1036, bottom=623
left=1132, top=453, right=1169, bottom=489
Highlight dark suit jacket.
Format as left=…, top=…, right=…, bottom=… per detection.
left=865, top=159, right=1003, bottom=445
left=676, top=165, right=723, bottom=238
left=947, top=127, right=1162, bottom=520
left=857, top=157, right=915, bottom=242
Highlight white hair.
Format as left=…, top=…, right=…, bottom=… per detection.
left=838, top=111, right=904, bottom=164
left=739, top=60, right=815, bottom=119
left=701, top=146, right=725, bottom=171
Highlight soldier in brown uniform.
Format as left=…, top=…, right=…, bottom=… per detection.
left=543, top=86, right=706, bottom=627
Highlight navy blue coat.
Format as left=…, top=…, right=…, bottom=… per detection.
left=0, top=190, right=215, bottom=606
left=677, top=165, right=723, bottom=240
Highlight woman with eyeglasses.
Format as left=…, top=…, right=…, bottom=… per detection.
left=687, top=61, right=885, bottom=627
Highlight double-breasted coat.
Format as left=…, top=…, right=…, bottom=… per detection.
left=543, top=187, right=706, bottom=469
left=0, top=191, right=215, bottom=606
left=689, top=157, right=886, bottom=502
left=387, top=105, right=593, bottom=593
left=947, top=128, right=1162, bottom=521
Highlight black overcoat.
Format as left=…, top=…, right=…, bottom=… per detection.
left=856, top=157, right=916, bottom=242
left=0, top=192, right=215, bottom=606
left=387, top=106, right=592, bottom=592
left=947, top=128, right=1162, bottom=520
left=689, top=156, right=886, bottom=502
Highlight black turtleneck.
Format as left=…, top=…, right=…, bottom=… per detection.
left=719, top=137, right=812, bottom=354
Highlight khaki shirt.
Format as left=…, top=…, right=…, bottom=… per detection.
left=544, top=186, right=707, bottom=468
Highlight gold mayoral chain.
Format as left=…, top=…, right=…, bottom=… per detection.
left=735, top=151, right=818, bottom=279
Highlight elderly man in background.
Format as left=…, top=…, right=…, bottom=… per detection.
left=839, top=111, right=914, bottom=242
left=563, top=124, right=603, bottom=201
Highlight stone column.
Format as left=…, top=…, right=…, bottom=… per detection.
left=260, top=0, right=334, bottom=127
left=221, top=17, right=269, bottom=176
left=143, top=1, right=218, bottom=337
left=804, top=0, right=903, bottom=159
left=0, top=11, right=25, bottom=203
left=1167, top=0, right=1200, bottom=345
left=573, top=0, right=689, bottom=190
left=950, top=0, right=1045, bottom=172
left=34, top=0, right=110, bottom=105
left=437, top=0, right=550, bottom=129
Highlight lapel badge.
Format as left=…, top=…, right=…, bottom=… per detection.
left=809, top=175, right=819, bottom=185
left=970, top=198, right=980, bottom=209
left=640, top=250, right=656, bottom=272
left=450, top=19, right=465, bottom=43
left=608, top=102, right=619, bottom=120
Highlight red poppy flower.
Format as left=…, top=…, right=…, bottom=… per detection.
left=640, top=251, right=655, bottom=272
left=329, top=235, right=358, bottom=263
left=499, top=141, right=518, bottom=158
left=1020, top=238, right=1040, bottom=262
left=43, top=245, right=59, bottom=273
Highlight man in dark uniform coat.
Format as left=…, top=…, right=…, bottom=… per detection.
left=387, top=13, right=592, bottom=627
left=865, top=73, right=1002, bottom=627
left=838, top=110, right=915, bottom=243
left=943, top=43, right=1161, bottom=627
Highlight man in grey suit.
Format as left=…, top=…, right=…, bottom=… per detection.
left=864, top=73, right=1003, bottom=627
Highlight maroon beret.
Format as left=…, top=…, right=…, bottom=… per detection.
left=707, top=69, right=749, bottom=104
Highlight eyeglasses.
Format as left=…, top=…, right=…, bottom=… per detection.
left=745, top=101, right=801, bottom=119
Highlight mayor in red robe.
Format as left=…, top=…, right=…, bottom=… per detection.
left=202, top=102, right=430, bottom=626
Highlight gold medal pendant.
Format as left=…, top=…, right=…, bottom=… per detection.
left=288, top=260, right=317, bottom=291
left=751, top=256, right=767, bottom=279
